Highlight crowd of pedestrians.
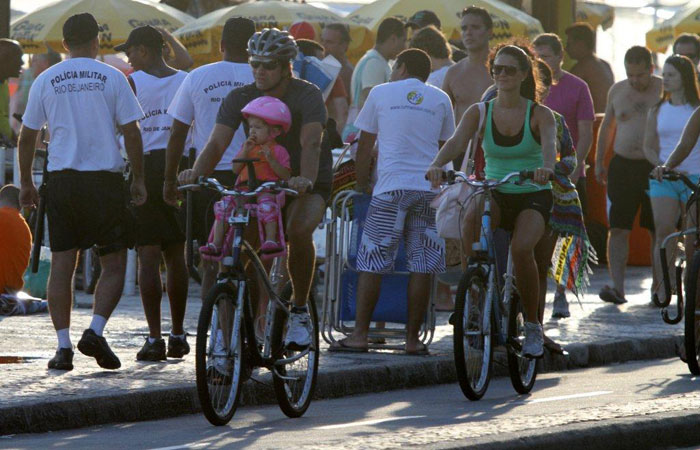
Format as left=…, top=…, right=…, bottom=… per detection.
left=1, top=5, right=699, bottom=371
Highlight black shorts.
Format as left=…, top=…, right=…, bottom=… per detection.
left=493, top=189, right=553, bottom=232
left=47, top=170, right=132, bottom=254
left=132, top=149, right=185, bottom=247
left=607, top=154, right=654, bottom=231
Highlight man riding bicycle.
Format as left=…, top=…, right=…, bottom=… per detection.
left=177, top=28, right=329, bottom=349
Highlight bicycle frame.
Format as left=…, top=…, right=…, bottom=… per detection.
left=656, top=171, right=700, bottom=324
left=182, top=177, right=308, bottom=373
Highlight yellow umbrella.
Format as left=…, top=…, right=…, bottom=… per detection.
left=10, top=0, right=193, bottom=54
left=646, top=1, right=700, bottom=53
left=576, top=1, right=615, bottom=31
left=174, top=1, right=372, bottom=66
left=346, top=0, right=544, bottom=62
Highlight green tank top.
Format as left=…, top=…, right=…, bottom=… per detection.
left=482, top=99, right=551, bottom=194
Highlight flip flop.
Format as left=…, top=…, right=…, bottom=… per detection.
left=404, top=343, right=429, bottom=356
left=599, top=285, right=627, bottom=305
left=328, top=338, right=368, bottom=353
left=543, top=336, right=566, bottom=355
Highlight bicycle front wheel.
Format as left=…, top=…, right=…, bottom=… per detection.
left=196, top=282, right=245, bottom=426
left=684, top=252, right=700, bottom=375
left=454, top=267, right=493, bottom=401
left=506, top=291, right=538, bottom=394
left=272, top=282, right=320, bottom=418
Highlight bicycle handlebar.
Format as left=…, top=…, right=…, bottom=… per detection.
left=650, top=168, right=697, bottom=191
left=178, top=177, right=298, bottom=197
left=429, top=169, right=552, bottom=187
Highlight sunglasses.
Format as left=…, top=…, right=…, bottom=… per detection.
left=491, top=64, right=518, bottom=76
left=250, top=59, right=280, bottom=70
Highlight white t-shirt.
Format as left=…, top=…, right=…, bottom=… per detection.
left=167, top=61, right=253, bottom=171
left=23, top=58, right=143, bottom=172
left=657, top=101, right=700, bottom=174
left=130, top=70, right=187, bottom=153
left=349, top=49, right=391, bottom=108
left=354, top=78, right=456, bottom=195
left=427, top=65, right=451, bottom=91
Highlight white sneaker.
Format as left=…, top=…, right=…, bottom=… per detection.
left=284, top=311, right=312, bottom=349
left=522, top=322, right=544, bottom=359
left=551, top=291, right=570, bottom=319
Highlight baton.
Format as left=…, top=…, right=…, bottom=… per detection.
left=185, top=147, right=197, bottom=281
left=31, top=149, right=49, bottom=273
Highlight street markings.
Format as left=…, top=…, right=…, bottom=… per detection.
left=524, top=390, right=613, bottom=404
left=314, top=415, right=427, bottom=430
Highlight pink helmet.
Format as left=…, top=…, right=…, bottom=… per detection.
left=241, top=96, right=292, bottom=134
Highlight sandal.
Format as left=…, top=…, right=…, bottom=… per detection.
left=599, top=285, right=627, bottom=305
left=199, top=243, right=222, bottom=256
left=404, top=343, right=429, bottom=356
left=328, top=338, right=368, bottom=353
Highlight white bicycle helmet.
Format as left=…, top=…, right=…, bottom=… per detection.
left=247, top=28, right=298, bottom=61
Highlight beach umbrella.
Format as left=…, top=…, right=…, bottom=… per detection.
left=346, top=0, right=544, bottom=61
left=175, top=1, right=372, bottom=66
left=646, top=1, right=700, bottom=53
left=10, top=0, right=194, bottom=54
left=576, top=1, right=615, bottom=31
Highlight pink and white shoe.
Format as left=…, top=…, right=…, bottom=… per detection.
left=260, top=240, right=283, bottom=253
left=199, top=243, right=221, bottom=256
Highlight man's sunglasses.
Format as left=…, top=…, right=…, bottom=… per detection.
left=491, top=64, right=518, bottom=76
left=250, top=59, right=280, bottom=70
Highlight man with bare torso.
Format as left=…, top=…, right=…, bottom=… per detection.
left=595, top=46, right=662, bottom=304
left=566, top=22, right=614, bottom=114
left=442, top=6, right=493, bottom=122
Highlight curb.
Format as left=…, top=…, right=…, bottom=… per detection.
left=0, top=335, right=684, bottom=436
left=432, top=410, right=700, bottom=450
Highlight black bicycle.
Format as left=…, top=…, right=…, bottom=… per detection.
left=653, top=170, right=700, bottom=374
left=179, top=165, right=319, bottom=425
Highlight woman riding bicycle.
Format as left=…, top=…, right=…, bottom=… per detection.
left=646, top=55, right=700, bottom=304
left=426, top=45, right=557, bottom=358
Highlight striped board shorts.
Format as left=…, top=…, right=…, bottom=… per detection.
left=357, top=190, right=446, bottom=274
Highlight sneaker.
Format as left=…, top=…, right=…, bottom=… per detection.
left=48, top=348, right=74, bottom=371
left=77, top=328, right=121, bottom=369
left=284, top=311, right=312, bottom=350
left=136, top=338, right=166, bottom=361
left=551, top=291, right=571, bottom=319
left=522, top=322, right=544, bottom=359
left=167, top=335, right=190, bottom=358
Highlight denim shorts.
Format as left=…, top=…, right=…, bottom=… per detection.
left=649, top=175, right=700, bottom=204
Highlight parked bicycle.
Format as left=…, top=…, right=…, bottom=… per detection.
left=439, top=170, right=547, bottom=400
left=651, top=169, right=699, bottom=375
left=179, top=162, right=319, bottom=425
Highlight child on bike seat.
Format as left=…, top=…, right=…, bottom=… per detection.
left=201, top=96, right=292, bottom=256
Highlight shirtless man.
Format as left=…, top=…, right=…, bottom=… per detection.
left=442, top=6, right=493, bottom=168
left=566, top=22, right=614, bottom=114
left=595, top=46, right=662, bottom=304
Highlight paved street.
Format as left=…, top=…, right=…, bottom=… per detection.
left=0, top=265, right=691, bottom=439
left=2, top=358, right=699, bottom=449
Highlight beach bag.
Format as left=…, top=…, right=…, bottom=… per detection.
left=431, top=102, right=486, bottom=240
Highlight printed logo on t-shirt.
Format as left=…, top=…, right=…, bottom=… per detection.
left=50, top=70, right=108, bottom=94
left=407, top=91, right=424, bottom=105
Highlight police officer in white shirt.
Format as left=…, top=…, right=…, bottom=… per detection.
left=17, top=13, right=146, bottom=371
left=164, top=17, right=255, bottom=302
left=329, top=49, right=455, bottom=355
left=115, top=25, right=190, bottom=362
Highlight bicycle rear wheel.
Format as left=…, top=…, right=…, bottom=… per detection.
left=272, top=282, right=320, bottom=418
left=196, top=282, right=245, bottom=425
left=454, top=267, right=493, bottom=401
left=506, top=291, right=538, bottom=394
left=684, top=252, right=700, bottom=375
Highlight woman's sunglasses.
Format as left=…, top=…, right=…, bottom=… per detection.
left=491, top=64, right=518, bottom=76
left=250, top=59, right=280, bottom=70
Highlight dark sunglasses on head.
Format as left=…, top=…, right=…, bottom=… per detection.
left=250, top=59, right=280, bottom=70
left=491, top=64, right=518, bottom=76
